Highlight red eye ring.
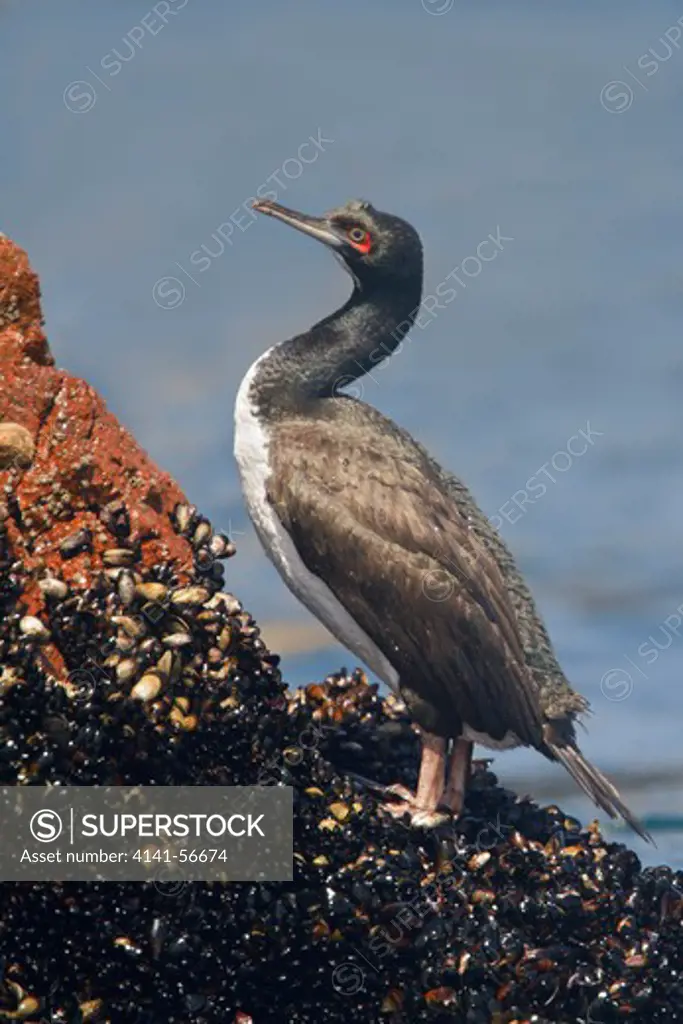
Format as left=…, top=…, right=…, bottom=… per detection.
left=347, top=227, right=372, bottom=253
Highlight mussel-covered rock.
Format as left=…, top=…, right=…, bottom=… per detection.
left=1, top=230, right=681, bottom=1022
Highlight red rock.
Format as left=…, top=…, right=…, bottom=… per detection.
left=0, top=235, right=196, bottom=675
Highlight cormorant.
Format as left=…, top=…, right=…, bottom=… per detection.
left=234, top=197, right=651, bottom=842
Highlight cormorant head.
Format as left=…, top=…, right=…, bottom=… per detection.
left=252, top=197, right=423, bottom=291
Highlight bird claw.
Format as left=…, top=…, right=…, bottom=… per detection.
left=379, top=799, right=450, bottom=829
left=383, top=783, right=416, bottom=802
left=346, top=773, right=451, bottom=827
left=345, top=771, right=396, bottom=796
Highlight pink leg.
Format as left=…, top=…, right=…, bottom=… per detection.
left=440, top=737, right=473, bottom=816
left=415, top=732, right=448, bottom=810
left=380, top=730, right=448, bottom=827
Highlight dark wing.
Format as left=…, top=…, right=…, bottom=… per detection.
left=267, top=412, right=544, bottom=747
left=437, top=467, right=590, bottom=720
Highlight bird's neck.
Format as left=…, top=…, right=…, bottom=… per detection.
left=249, top=279, right=422, bottom=416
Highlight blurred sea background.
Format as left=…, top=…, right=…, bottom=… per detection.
left=1, top=0, right=682, bottom=865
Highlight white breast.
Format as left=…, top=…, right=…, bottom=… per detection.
left=233, top=350, right=400, bottom=692
left=461, top=724, right=522, bottom=750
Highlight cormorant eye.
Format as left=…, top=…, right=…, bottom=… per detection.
left=347, top=227, right=372, bottom=252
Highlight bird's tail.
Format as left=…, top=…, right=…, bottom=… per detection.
left=543, top=725, right=653, bottom=844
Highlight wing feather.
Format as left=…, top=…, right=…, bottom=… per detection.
left=267, top=414, right=544, bottom=746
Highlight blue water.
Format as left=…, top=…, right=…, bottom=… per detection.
left=2, top=0, right=682, bottom=866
